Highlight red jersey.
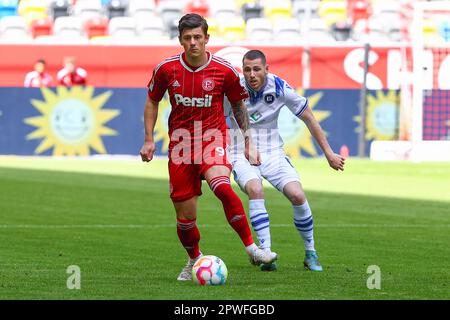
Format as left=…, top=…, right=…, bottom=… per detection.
left=24, top=71, right=53, bottom=87
left=147, top=52, right=248, bottom=152
left=57, top=67, right=87, bottom=87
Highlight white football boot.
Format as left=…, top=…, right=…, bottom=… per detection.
left=248, top=246, right=278, bottom=266
left=177, top=254, right=202, bottom=281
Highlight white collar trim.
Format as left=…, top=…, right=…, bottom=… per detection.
left=179, top=52, right=212, bottom=72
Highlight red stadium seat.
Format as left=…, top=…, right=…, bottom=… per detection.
left=84, top=17, right=109, bottom=39
left=348, top=0, right=371, bottom=26
left=30, top=17, right=53, bottom=38
left=184, top=0, right=210, bottom=17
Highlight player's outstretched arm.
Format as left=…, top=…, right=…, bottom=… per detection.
left=140, top=96, right=159, bottom=162
left=230, top=100, right=261, bottom=166
left=300, top=107, right=345, bottom=171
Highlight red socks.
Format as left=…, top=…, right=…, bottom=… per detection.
left=176, top=176, right=254, bottom=259
left=209, top=176, right=254, bottom=246
left=176, top=218, right=201, bottom=259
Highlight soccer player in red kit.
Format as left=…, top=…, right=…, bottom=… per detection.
left=140, top=13, right=277, bottom=281
left=57, top=56, right=87, bottom=87
left=24, top=59, right=53, bottom=88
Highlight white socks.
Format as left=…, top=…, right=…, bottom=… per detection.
left=249, top=199, right=271, bottom=249
left=293, top=200, right=315, bottom=251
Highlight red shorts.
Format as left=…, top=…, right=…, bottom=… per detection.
left=168, top=140, right=232, bottom=202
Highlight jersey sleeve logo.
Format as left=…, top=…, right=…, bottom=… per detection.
left=250, top=111, right=262, bottom=122
left=264, top=94, right=275, bottom=104
left=202, top=78, right=215, bottom=91
left=172, top=80, right=180, bottom=88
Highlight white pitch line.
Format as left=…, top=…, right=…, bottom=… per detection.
left=0, top=224, right=448, bottom=229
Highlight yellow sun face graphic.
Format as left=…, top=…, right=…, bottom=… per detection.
left=354, top=90, right=399, bottom=140
left=24, top=86, right=120, bottom=156
left=153, top=94, right=171, bottom=153
left=278, top=89, right=330, bottom=158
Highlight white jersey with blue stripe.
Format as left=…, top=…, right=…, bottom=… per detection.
left=226, top=73, right=308, bottom=155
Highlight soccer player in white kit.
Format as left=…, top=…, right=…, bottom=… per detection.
left=227, top=50, right=345, bottom=271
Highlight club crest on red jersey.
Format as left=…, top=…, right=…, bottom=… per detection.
left=202, top=78, right=215, bottom=91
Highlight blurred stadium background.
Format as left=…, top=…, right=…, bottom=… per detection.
left=0, top=0, right=449, bottom=160
left=0, top=0, right=449, bottom=300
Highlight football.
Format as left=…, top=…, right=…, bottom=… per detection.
left=192, top=255, right=228, bottom=286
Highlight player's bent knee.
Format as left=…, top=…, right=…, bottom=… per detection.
left=176, top=212, right=197, bottom=220
left=288, top=192, right=306, bottom=206
left=245, top=181, right=264, bottom=199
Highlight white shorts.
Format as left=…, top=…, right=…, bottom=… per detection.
left=231, top=151, right=300, bottom=193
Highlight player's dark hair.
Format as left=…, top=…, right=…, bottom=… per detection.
left=243, top=50, right=267, bottom=65
left=178, top=13, right=208, bottom=37
left=36, top=58, right=46, bottom=65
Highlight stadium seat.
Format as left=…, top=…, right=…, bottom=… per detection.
left=205, top=17, right=219, bottom=37
left=167, top=19, right=178, bottom=39
left=263, top=0, right=292, bottom=21
left=218, top=15, right=245, bottom=43
left=30, top=17, right=53, bottom=38
left=0, top=15, right=29, bottom=37
left=241, top=2, right=262, bottom=22
left=292, top=0, right=320, bottom=21
left=209, top=0, right=237, bottom=21
left=235, top=0, right=258, bottom=10
left=53, top=16, right=84, bottom=37
left=49, top=0, right=70, bottom=19
left=136, top=15, right=165, bottom=38
left=245, top=17, right=272, bottom=44
left=367, top=17, right=389, bottom=43
left=351, top=18, right=367, bottom=41
left=348, top=0, right=371, bottom=26
left=128, top=0, right=156, bottom=20
left=273, top=18, right=302, bottom=44
left=439, top=21, right=450, bottom=42
left=331, top=21, right=352, bottom=41
left=18, top=0, right=48, bottom=25
left=291, top=0, right=306, bottom=21
left=372, top=0, right=400, bottom=21
left=0, top=0, right=18, bottom=20
left=387, top=24, right=402, bottom=42
left=204, top=17, right=227, bottom=45
left=109, top=16, right=136, bottom=38
left=318, top=0, right=347, bottom=27
left=235, top=0, right=254, bottom=8
left=84, top=16, right=108, bottom=39
left=157, top=0, right=183, bottom=32
left=302, top=17, right=335, bottom=44
left=204, top=17, right=226, bottom=44
left=184, top=0, right=209, bottom=17
left=73, top=0, right=103, bottom=24
left=379, top=17, right=403, bottom=42
left=107, top=0, right=127, bottom=19
left=422, top=19, right=442, bottom=45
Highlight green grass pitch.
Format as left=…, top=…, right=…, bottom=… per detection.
left=0, top=156, right=449, bottom=299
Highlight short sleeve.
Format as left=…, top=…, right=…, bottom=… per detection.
left=147, top=64, right=168, bottom=102
left=284, top=82, right=308, bottom=118
left=223, top=67, right=248, bottom=104
left=24, top=72, right=32, bottom=87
